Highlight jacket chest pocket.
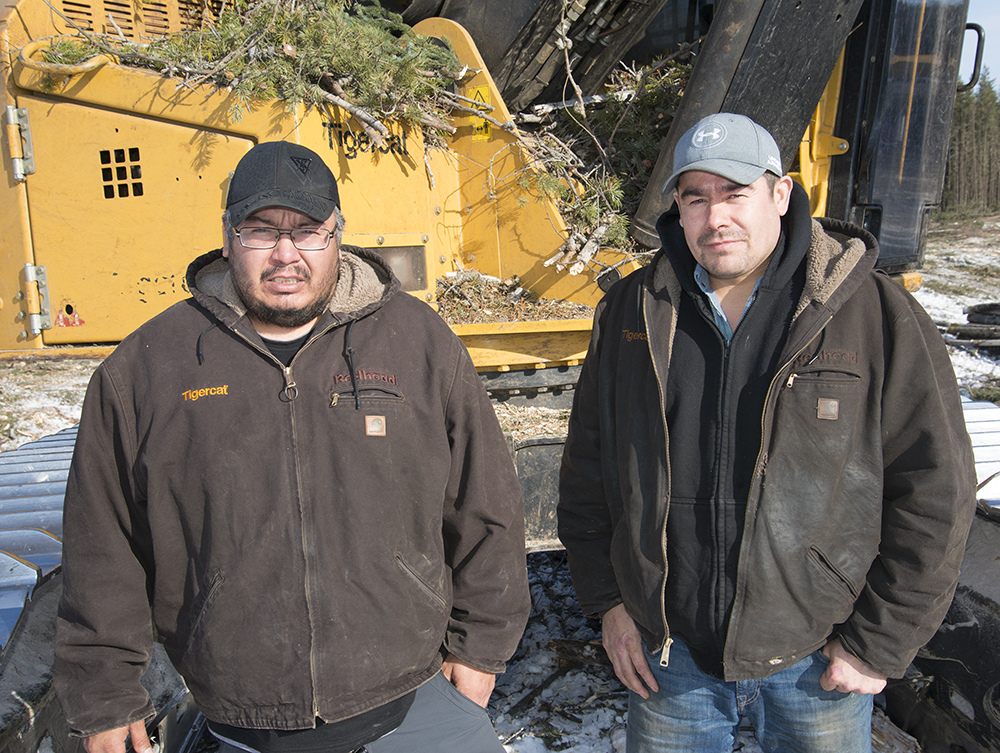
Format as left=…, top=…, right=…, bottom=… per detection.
left=768, top=368, right=868, bottom=470
left=329, top=385, right=404, bottom=407
left=781, top=369, right=862, bottom=423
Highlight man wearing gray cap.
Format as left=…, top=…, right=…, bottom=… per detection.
left=54, top=141, right=530, bottom=753
left=558, top=113, right=975, bottom=751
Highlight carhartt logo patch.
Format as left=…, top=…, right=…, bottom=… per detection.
left=289, top=156, right=312, bottom=177
left=817, top=398, right=839, bottom=421
left=183, top=385, right=229, bottom=401
left=366, top=415, right=386, bottom=436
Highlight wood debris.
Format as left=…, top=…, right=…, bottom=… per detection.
left=493, top=403, right=570, bottom=443
left=436, top=272, right=593, bottom=325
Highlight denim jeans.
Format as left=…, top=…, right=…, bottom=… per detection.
left=626, top=638, right=873, bottom=753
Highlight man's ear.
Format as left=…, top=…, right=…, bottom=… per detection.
left=222, top=225, right=230, bottom=259
left=674, top=191, right=684, bottom=227
left=774, top=175, right=795, bottom=216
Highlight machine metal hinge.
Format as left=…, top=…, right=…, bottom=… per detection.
left=5, top=106, right=35, bottom=181
left=22, top=264, right=52, bottom=336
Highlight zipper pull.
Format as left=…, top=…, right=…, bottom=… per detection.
left=786, top=373, right=797, bottom=388
left=283, top=367, right=298, bottom=401
left=330, top=393, right=339, bottom=407
left=659, top=637, right=673, bottom=667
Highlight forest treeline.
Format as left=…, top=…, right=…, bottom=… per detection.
left=942, top=70, right=1000, bottom=214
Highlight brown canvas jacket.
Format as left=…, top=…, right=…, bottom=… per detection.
left=54, top=246, right=530, bottom=736
left=558, top=209, right=976, bottom=682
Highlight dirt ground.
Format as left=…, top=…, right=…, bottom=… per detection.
left=921, top=214, right=1000, bottom=302
left=0, top=357, right=101, bottom=452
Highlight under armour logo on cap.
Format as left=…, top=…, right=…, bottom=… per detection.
left=692, top=124, right=727, bottom=149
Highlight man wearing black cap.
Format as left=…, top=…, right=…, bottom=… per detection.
left=53, top=141, right=530, bottom=753
left=558, top=113, right=975, bottom=751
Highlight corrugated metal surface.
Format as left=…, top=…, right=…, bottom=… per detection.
left=0, top=426, right=75, bottom=651
left=963, top=397, right=1000, bottom=507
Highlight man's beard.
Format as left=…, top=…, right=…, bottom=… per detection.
left=232, top=263, right=338, bottom=329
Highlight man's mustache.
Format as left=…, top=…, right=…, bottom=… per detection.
left=698, top=230, right=749, bottom=246
left=260, top=264, right=311, bottom=283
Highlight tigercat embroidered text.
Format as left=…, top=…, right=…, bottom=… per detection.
left=622, top=329, right=648, bottom=342
left=183, top=386, right=230, bottom=401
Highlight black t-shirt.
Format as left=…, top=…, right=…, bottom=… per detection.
left=261, top=330, right=313, bottom=367
left=207, top=692, right=415, bottom=753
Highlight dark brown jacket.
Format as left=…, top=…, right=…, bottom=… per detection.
left=558, top=209, right=976, bottom=681
left=54, top=247, right=529, bottom=735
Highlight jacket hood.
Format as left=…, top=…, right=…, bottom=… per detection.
left=649, top=183, right=879, bottom=319
left=184, top=244, right=400, bottom=330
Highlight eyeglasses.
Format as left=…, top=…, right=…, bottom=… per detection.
left=234, top=226, right=334, bottom=251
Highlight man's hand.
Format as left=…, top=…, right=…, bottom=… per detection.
left=602, top=603, right=659, bottom=699
left=441, top=653, right=496, bottom=708
left=83, top=721, right=151, bottom=753
left=820, top=637, right=887, bottom=695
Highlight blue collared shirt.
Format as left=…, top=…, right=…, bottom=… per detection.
left=693, top=264, right=762, bottom=342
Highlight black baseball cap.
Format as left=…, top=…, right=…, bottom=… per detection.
left=226, top=141, right=340, bottom=227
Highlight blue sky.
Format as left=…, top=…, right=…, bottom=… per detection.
left=961, top=0, right=1000, bottom=86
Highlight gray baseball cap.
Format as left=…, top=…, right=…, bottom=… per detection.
left=662, top=113, right=783, bottom=195
left=226, top=141, right=340, bottom=227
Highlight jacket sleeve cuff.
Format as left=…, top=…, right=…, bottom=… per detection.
left=440, top=641, right=506, bottom=674
left=835, top=630, right=902, bottom=680
left=70, top=705, right=157, bottom=739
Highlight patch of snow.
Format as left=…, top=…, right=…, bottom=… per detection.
left=950, top=690, right=976, bottom=721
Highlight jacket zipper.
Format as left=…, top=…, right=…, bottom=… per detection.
left=642, top=286, right=673, bottom=666
left=748, top=312, right=835, bottom=511
left=786, top=368, right=860, bottom=389
left=724, top=312, right=834, bottom=666
left=287, top=322, right=340, bottom=719
left=231, top=321, right=340, bottom=719
left=330, top=385, right=403, bottom=407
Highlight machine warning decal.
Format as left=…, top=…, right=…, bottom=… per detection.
left=323, top=120, right=410, bottom=160
left=469, top=86, right=490, bottom=141
left=55, top=308, right=85, bottom=327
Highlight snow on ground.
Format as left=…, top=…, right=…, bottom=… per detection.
left=494, top=551, right=771, bottom=752
left=0, top=358, right=100, bottom=451
left=915, top=223, right=1000, bottom=390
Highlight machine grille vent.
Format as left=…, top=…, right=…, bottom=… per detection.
left=102, top=0, right=134, bottom=36
left=143, top=0, right=170, bottom=36
left=57, top=0, right=223, bottom=36
left=100, top=148, right=143, bottom=199
left=60, top=0, right=94, bottom=31
left=177, top=0, right=224, bottom=30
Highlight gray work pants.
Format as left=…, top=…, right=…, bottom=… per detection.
left=214, top=673, right=504, bottom=753
left=365, top=672, right=504, bottom=752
